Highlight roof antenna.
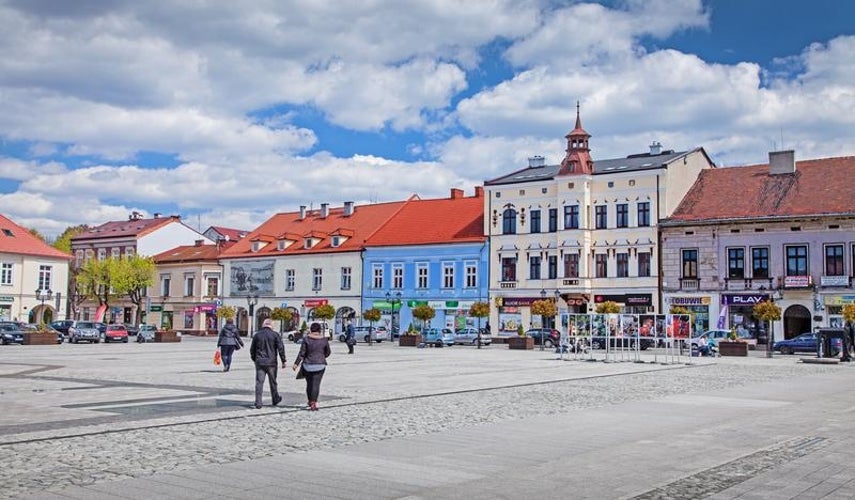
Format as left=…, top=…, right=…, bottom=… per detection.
left=780, top=127, right=785, bottom=151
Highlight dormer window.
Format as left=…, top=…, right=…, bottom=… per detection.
left=251, top=241, right=265, bottom=252
left=331, top=236, right=341, bottom=248
left=304, top=238, right=313, bottom=249
left=277, top=240, right=286, bottom=251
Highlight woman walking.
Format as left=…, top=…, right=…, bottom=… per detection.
left=217, top=318, right=244, bottom=372
left=293, top=322, right=331, bottom=411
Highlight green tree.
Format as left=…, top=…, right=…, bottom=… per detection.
left=313, top=304, right=336, bottom=335
left=595, top=301, right=621, bottom=314
left=52, top=224, right=89, bottom=253
left=753, top=300, right=782, bottom=358
left=217, top=305, right=236, bottom=320
left=111, top=255, right=156, bottom=325
left=67, top=269, right=90, bottom=320
left=363, top=307, right=382, bottom=340
left=270, top=307, right=293, bottom=332
left=28, top=227, right=46, bottom=242
left=412, top=304, right=436, bottom=330
left=77, top=257, right=115, bottom=310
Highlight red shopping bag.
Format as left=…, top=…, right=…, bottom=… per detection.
left=213, top=349, right=222, bottom=366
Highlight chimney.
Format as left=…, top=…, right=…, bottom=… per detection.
left=474, top=186, right=484, bottom=198
left=299, top=205, right=306, bottom=219
left=769, top=150, right=795, bottom=175
left=153, top=212, right=161, bottom=218
left=528, top=155, right=545, bottom=167
left=450, top=188, right=463, bottom=199
left=344, top=201, right=355, bottom=216
left=194, top=239, right=203, bottom=246
left=320, top=203, right=329, bottom=218
left=649, top=141, right=662, bottom=155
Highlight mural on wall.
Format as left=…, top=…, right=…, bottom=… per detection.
left=229, top=260, right=275, bottom=296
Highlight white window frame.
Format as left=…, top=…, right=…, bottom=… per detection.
left=464, top=261, right=477, bottom=288
left=285, top=269, right=295, bottom=291
left=392, top=263, right=403, bottom=289
left=372, top=264, right=384, bottom=289
left=205, top=275, right=219, bottom=297
left=161, top=274, right=171, bottom=297
left=341, top=267, right=351, bottom=290
left=184, top=274, right=195, bottom=296
left=0, top=263, right=12, bottom=286
left=38, top=265, right=52, bottom=291
left=442, top=262, right=454, bottom=289
left=111, top=248, right=120, bottom=259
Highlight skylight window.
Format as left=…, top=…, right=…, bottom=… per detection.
left=1, top=229, right=13, bottom=237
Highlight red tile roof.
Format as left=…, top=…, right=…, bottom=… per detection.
left=365, top=188, right=485, bottom=247
left=208, top=226, right=248, bottom=241
left=220, top=200, right=411, bottom=258
left=0, top=214, right=71, bottom=259
left=153, top=241, right=234, bottom=263
left=668, top=156, right=855, bottom=223
left=72, top=216, right=179, bottom=241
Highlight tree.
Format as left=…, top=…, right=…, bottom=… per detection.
left=753, top=300, right=781, bottom=358
left=595, top=301, right=621, bottom=314
left=52, top=224, right=89, bottom=253
left=363, top=308, right=381, bottom=341
left=412, top=304, right=436, bottom=330
left=270, top=307, right=293, bottom=333
left=111, top=255, right=156, bottom=325
left=77, top=258, right=114, bottom=312
left=28, top=227, right=46, bottom=242
left=217, top=305, right=236, bottom=320
left=469, top=301, right=490, bottom=348
left=313, top=304, right=336, bottom=337
left=67, top=270, right=90, bottom=320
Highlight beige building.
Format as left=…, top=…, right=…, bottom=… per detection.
left=483, top=108, right=714, bottom=336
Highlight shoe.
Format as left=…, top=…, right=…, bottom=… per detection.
left=273, top=395, right=281, bottom=406
left=309, top=401, right=318, bottom=411
left=223, top=366, right=229, bottom=372
left=254, top=405, right=262, bottom=409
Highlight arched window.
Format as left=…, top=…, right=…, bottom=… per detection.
left=502, top=208, right=517, bottom=234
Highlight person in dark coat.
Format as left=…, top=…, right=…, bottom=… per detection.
left=345, top=320, right=356, bottom=354
left=249, top=318, right=287, bottom=409
left=293, top=322, right=331, bottom=411
left=217, top=318, right=244, bottom=372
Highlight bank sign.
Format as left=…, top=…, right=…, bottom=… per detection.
left=721, top=294, right=768, bottom=305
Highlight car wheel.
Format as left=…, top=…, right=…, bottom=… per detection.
left=592, top=339, right=603, bottom=349
left=123, top=338, right=128, bottom=343
left=95, top=339, right=100, bottom=343
left=435, top=341, right=443, bottom=348
left=544, top=339, right=554, bottom=349
left=780, top=346, right=792, bottom=355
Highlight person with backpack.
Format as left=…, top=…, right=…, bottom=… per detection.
left=217, top=318, right=244, bottom=372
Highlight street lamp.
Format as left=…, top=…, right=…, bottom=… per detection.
left=386, top=291, right=402, bottom=341
left=35, top=288, right=53, bottom=324
left=768, top=290, right=783, bottom=359
left=540, top=289, right=547, bottom=351
left=247, top=294, right=259, bottom=338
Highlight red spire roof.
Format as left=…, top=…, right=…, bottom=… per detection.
left=559, top=101, right=593, bottom=176
left=0, top=214, right=71, bottom=259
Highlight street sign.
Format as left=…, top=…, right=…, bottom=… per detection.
left=280, top=302, right=288, bottom=308
left=214, top=299, right=222, bottom=306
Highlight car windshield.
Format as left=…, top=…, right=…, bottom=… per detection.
left=77, top=322, right=95, bottom=328
left=107, top=325, right=124, bottom=330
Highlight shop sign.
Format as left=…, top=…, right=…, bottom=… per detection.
left=405, top=300, right=427, bottom=308
left=496, top=297, right=539, bottom=307
left=193, top=304, right=217, bottom=313
left=668, top=296, right=711, bottom=306
left=721, top=294, right=767, bottom=305
left=150, top=305, right=163, bottom=312
left=593, top=294, right=652, bottom=306
left=821, top=276, right=850, bottom=287
left=824, top=295, right=855, bottom=306
left=784, top=275, right=812, bottom=288
left=0, top=296, right=13, bottom=303
left=303, top=299, right=328, bottom=307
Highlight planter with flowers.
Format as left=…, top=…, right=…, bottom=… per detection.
left=23, top=324, right=59, bottom=345
left=508, top=324, right=533, bottom=350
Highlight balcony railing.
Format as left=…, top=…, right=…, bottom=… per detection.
left=680, top=278, right=699, bottom=290
left=723, top=277, right=774, bottom=291
left=499, top=281, right=517, bottom=289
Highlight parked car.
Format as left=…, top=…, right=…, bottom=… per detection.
left=50, top=320, right=74, bottom=341
left=688, top=329, right=755, bottom=350
left=453, top=327, right=492, bottom=346
left=0, top=321, right=28, bottom=344
left=421, top=328, right=455, bottom=347
left=339, top=326, right=386, bottom=343
left=104, top=324, right=129, bottom=343
left=137, top=324, right=157, bottom=343
left=525, top=328, right=561, bottom=348
left=68, top=321, right=101, bottom=343
left=773, top=332, right=841, bottom=356
left=123, top=323, right=139, bottom=336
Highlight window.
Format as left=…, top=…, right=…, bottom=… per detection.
left=417, top=263, right=429, bottom=289
left=564, top=205, right=579, bottom=229
left=637, top=202, right=650, bottom=227
left=548, top=255, right=558, bottom=279
left=682, top=249, right=698, bottom=279
left=595, top=254, right=607, bottom=278
left=125, top=247, right=135, bottom=258
left=501, top=257, right=517, bottom=281
left=97, top=248, right=106, bottom=260
left=340, top=267, right=351, bottom=290
left=785, top=245, right=808, bottom=276
left=638, top=252, right=651, bottom=277
left=0, top=263, right=11, bottom=285
left=563, top=254, right=579, bottom=278
left=465, top=261, right=477, bottom=288
left=530, top=210, right=541, bottom=233
left=111, top=248, right=120, bottom=259
left=595, top=205, right=607, bottom=229
left=37, top=265, right=52, bottom=291
left=616, top=204, right=628, bottom=228
left=825, top=245, right=844, bottom=276
left=372, top=264, right=383, bottom=289
left=442, top=262, right=454, bottom=288
left=392, top=264, right=403, bottom=289
left=312, top=268, right=322, bottom=290
left=751, top=247, right=769, bottom=278
left=184, top=275, right=195, bottom=296
left=728, top=248, right=745, bottom=278
left=548, top=208, right=558, bottom=232
left=285, top=269, right=295, bottom=291
left=161, top=275, right=171, bottom=297
left=616, top=252, right=629, bottom=277
left=206, top=276, right=219, bottom=296
left=1, top=228, right=13, bottom=237
left=529, top=256, right=541, bottom=280
left=502, top=208, right=517, bottom=234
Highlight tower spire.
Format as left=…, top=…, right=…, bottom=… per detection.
left=559, top=101, right=593, bottom=175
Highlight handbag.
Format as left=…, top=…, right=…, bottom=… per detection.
left=295, top=364, right=306, bottom=379
left=213, top=349, right=222, bottom=366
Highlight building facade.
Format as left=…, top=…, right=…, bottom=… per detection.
left=483, top=108, right=714, bottom=336
left=660, top=152, right=855, bottom=342
left=362, top=188, right=488, bottom=332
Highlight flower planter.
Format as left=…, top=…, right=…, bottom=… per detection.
left=718, top=341, right=748, bottom=357
left=399, top=335, right=422, bottom=347
left=508, top=336, right=534, bottom=350
left=23, top=332, right=58, bottom=345
left=155, top=330, right=182, bottom=343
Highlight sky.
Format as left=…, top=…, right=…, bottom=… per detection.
left=0, top=0, right=853, bottom=239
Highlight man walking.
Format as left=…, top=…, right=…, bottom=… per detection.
left=345, top=320, right=356, bottom=354
left=249, top=318, right=287, bottom=409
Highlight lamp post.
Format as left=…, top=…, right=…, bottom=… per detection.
left=540, top=289, right=547, bottom=351
left=768, top=290, right=782, bottom=359
left=247, top=294, right=259, bottom=338
left=386, top=291, right=402, bottom=341
left=35, top=288, right=53, bottom=325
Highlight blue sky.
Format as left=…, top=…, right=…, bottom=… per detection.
left=0, top=0, right=852, bottom=238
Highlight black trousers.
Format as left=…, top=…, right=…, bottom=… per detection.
left=220, top=345, right=236, bottom=368
left=304, top=368, right=325, bottom=402
left=255, top=364, right=280, bottom=406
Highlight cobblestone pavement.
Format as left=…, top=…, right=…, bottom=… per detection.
left=0, top=338, right=849, bottom=499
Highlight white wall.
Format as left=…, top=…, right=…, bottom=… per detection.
left=137, top=221, right=212, bottom=257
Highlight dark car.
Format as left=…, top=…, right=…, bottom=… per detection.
left=525, top=328, right=560, bottom=348
left=774, top=332, right=841, bottom=356
left=123, top=323, right=139, bottom=336
left=0, top=322, right=27, bottom=344
left=51, top=320, right=75, bottom=341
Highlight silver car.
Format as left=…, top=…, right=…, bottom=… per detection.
left=339, top=326, right=386, bottom=343
left=68, top=321, right=101, bottom=343
left=453, top=327, right=492, bottom=346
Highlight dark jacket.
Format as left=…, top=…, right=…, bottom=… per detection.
left=217, top=323, right=243, bottom=348
left=295, top=335, right=331, bottom=366
left=250, top=327, right=286, bottom=366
